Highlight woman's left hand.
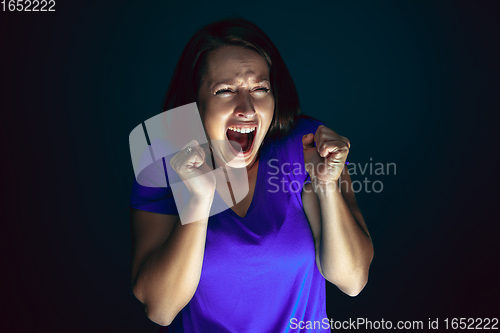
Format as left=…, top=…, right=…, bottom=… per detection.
left=302, top=125, right=350, bottom=184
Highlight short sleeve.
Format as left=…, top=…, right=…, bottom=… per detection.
left=129, top=157, right=179, bottom=215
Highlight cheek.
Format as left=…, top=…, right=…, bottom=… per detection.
left=262, top=98, right=275, bottom=126
left=203, top=116, right=217, bottom=137
left=199, top=107, right=212, bottom=135
left=202, top=109, right=226, bottom=139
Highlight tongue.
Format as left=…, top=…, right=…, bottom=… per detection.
left=227, top=130, right=250, bottom=152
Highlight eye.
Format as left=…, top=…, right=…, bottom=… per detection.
left=214, top=88, right=235, bottom=96
left=252, top=87, right=271, bottom=94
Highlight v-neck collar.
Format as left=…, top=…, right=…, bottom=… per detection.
left=227, top=142, right=269, bottom=219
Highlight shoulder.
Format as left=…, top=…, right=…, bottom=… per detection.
left=261, top=114, right=325, bottom=184
left=296, top=114, right=325, bottom=128
left=285, top=115, right=326, bottom=151
left=293, top=115, right=325, bottom=136
left=269, top=115, right=325, bottom=148
left=263, top=114, right=326, bottom=159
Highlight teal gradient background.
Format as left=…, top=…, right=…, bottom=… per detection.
left=1, top=1, right=498, bottom=332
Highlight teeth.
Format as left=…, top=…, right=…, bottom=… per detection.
left=228, top=127, right=256, bottom=133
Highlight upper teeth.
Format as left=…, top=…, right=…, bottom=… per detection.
left=228, top=127, right=256, bottom=133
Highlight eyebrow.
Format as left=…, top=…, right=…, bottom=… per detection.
left=209, top=78, right=270, bottom=90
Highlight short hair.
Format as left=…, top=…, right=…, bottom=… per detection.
left=161, top=18, right=301, bottom=142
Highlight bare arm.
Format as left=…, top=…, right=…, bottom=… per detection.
left=130, top=194, right=213, bottom=326
left=302, top=127, right=373, bottom=297
left=302, top=169, right=373, bottom=296
left=131, top=140, right=216, bottom=326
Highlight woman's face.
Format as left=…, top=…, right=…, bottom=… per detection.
left=198, top=45, right=275, bottom=169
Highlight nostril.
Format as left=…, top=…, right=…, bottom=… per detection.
left=236, top=109, right=256, bottom=118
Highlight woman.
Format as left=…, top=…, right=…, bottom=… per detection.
left=130, top=18, right=373, bottom=332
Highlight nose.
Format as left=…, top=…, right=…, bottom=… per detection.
left=234, top=91, right=255, bottom=119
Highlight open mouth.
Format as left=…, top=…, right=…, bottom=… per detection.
left=226, top=126, right=257, bottom=155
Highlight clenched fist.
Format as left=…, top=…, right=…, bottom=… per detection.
left=169, top=140, right=216, bottom=198
left=302, top=125, right=350, bottom=185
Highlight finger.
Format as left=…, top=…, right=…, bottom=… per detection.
left=186, top=145, right=208, bottom=168
left=181, top=140, right=206, bottom=163
left=195, top=144, right=206, bottom=160
left=313, top=125, right=325, bottom=148
left=188, top=151, right=208, bottom=170
left=171, top=140, right=200, bottom=168
left=317, top=140, right=349, bottom=159
left=340, top=136, right=351, bottom=149
left=302, top=133, right=315, bottom=149
left=172, top=142, right=206, bottom=171
left=316, top=136, right=341, bottom=157
left=314, top=128, right=350, bottom=155
left=174, top=152, right=206, bottom=176
left=313, top=125, right=338, bottom=152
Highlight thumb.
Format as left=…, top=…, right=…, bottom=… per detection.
left=302, top=133, right=315, bottom=149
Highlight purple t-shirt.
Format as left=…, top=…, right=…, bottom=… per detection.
left=130, top=116, right=330, bottom=332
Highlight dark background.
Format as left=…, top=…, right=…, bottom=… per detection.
left=1, top=1, right=499, bottom=332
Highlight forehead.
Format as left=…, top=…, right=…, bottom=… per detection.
left=205, top=46, right=269, bottom=84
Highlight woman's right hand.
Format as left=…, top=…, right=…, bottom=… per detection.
left=169, top=140, right=216, bottom=198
